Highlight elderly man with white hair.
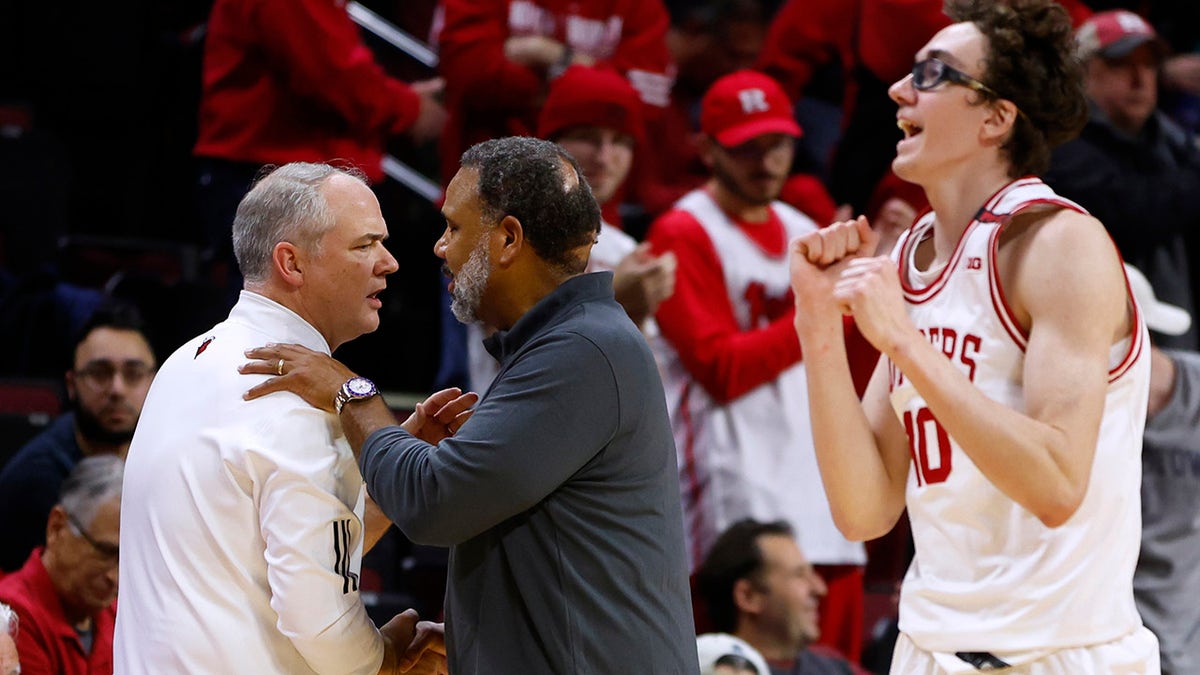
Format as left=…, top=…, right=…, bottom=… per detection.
left=0, top=454, right=123, bottom=673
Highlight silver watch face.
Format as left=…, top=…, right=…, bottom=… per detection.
left=347, top=377, right=376, bottom=397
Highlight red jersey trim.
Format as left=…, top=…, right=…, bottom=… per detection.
left=986, top=193, right=1086, bottom=350
left=1109, top=270, right=1147, bottom=383
left=900, top=180, right=1015, bottom=304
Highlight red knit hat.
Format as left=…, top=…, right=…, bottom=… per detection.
left=537, top=65, right=645, bottom=145
left=700, top=70, right=801, bottom=147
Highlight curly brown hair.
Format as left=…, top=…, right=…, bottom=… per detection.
left=946, top=0, right=1088, bottom=178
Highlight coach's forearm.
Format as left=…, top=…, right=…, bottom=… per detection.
left=339, top=397, right=399, bottom=459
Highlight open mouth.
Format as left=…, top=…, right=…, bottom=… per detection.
left=898, top=119, right=923, bottom=138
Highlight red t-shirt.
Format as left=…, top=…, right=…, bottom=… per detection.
left=0, top=549, right=116, bottom=675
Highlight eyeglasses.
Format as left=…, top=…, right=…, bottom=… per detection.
left=910, top=57, right=1029, bottom=123
left=75, top=360, right=154, bottom=390
left=911, top=57, right=1001, bottom=98
left=66, top=512, right=119, bottom=564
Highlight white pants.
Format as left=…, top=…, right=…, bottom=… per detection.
left=890, top=626, right=1160, bottom=674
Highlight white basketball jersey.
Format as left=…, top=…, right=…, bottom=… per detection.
left=654, top=189, right=866, bottom=569
left=890, top=178, right=1149, bottom=653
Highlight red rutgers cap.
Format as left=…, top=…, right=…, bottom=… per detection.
left=1076, top=10, right=1166, bottom=62
left=700, top=70, right=801, bottom=148
left=537, top=65, right=645, bottom=145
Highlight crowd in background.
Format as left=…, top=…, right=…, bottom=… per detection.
left=2, top=0, right=1200, bottom=673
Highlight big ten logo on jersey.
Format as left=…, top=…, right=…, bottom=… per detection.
left=743, top=281, right=791, bottom=328
left=737, top=88, right=770, bottom=114
left=888, top=326, right=982, bottom=390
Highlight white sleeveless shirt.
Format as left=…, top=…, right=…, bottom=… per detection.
left=654, top=189, right=865, bottom=569
left=890, top=177, right=1149, bottom=653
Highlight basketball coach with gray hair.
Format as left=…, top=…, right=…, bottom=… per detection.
left=114, top=163, right=446, bottom=674
left=243, top=137, right=699, bottom=674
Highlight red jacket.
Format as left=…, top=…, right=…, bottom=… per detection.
left=758, top=0, right=1094, bottom=118
left=0, top=549, right=116, bottom=675
left=435, top=0, right=672, bottom=184
left=194, top=0, right=421, bottom=182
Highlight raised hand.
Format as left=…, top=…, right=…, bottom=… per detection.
left=790, top=216, right=879, bottom=322
left=612, top=244, right=677, bottom=325
left=408, top=78, right=447, bottom=145
left=831, top=256, right=911, bottom=355
left=401, top=388, right=480, bottom=444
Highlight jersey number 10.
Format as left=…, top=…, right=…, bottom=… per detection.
left=903, top=407, right=952, bottom=486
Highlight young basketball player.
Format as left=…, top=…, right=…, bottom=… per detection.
left=789, top=0, right=1160, bottom=671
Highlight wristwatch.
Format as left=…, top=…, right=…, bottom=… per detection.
left=334, top=376, right=379, bottom=414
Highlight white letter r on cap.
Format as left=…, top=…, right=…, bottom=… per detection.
left=738, top=88, right=769, bottom=114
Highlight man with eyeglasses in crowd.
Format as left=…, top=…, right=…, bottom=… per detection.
left=0, top=455, right=124, bottom=674
left=0, top=303, right=156, bottom=573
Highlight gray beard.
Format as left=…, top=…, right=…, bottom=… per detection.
left=450, top=238, right=491, bottom=324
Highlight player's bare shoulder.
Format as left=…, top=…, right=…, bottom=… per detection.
left=996, top=206, right=1123, bottom=333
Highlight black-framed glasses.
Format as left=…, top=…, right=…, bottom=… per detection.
left=911, top=57, right=1000, bottom=98
left=75, top=360, right=154, bottom=390
left=66, top=512, right=119, bottom=564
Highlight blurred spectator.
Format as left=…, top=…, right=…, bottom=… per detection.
left=1046, top=9, right=1200, bottom=350
left=1125, top=263, right=1200, bottom=675
left=193, top=0, right=446, bottom=294
left=758, top=0, right=1091, bottom=214
left=467, top=64, right=677, bottom=390
left=696, top=520, right=863, bottom=675
left=431, top=0, right=675, bottom=390
left=1125, top=4, right=1200, bottom=136
left=0, top=455, right=123, bottom=674
left=0, top=303, right=154, bottom=573
left=647, top=70, right=865, bottom=661
left=0, top=603, right=16, bottom=675
left=632, top=0, right=770, bottom=220
left=697, top=632, right=771, bottom=675
left=434, top=0, right=673, bottom=194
